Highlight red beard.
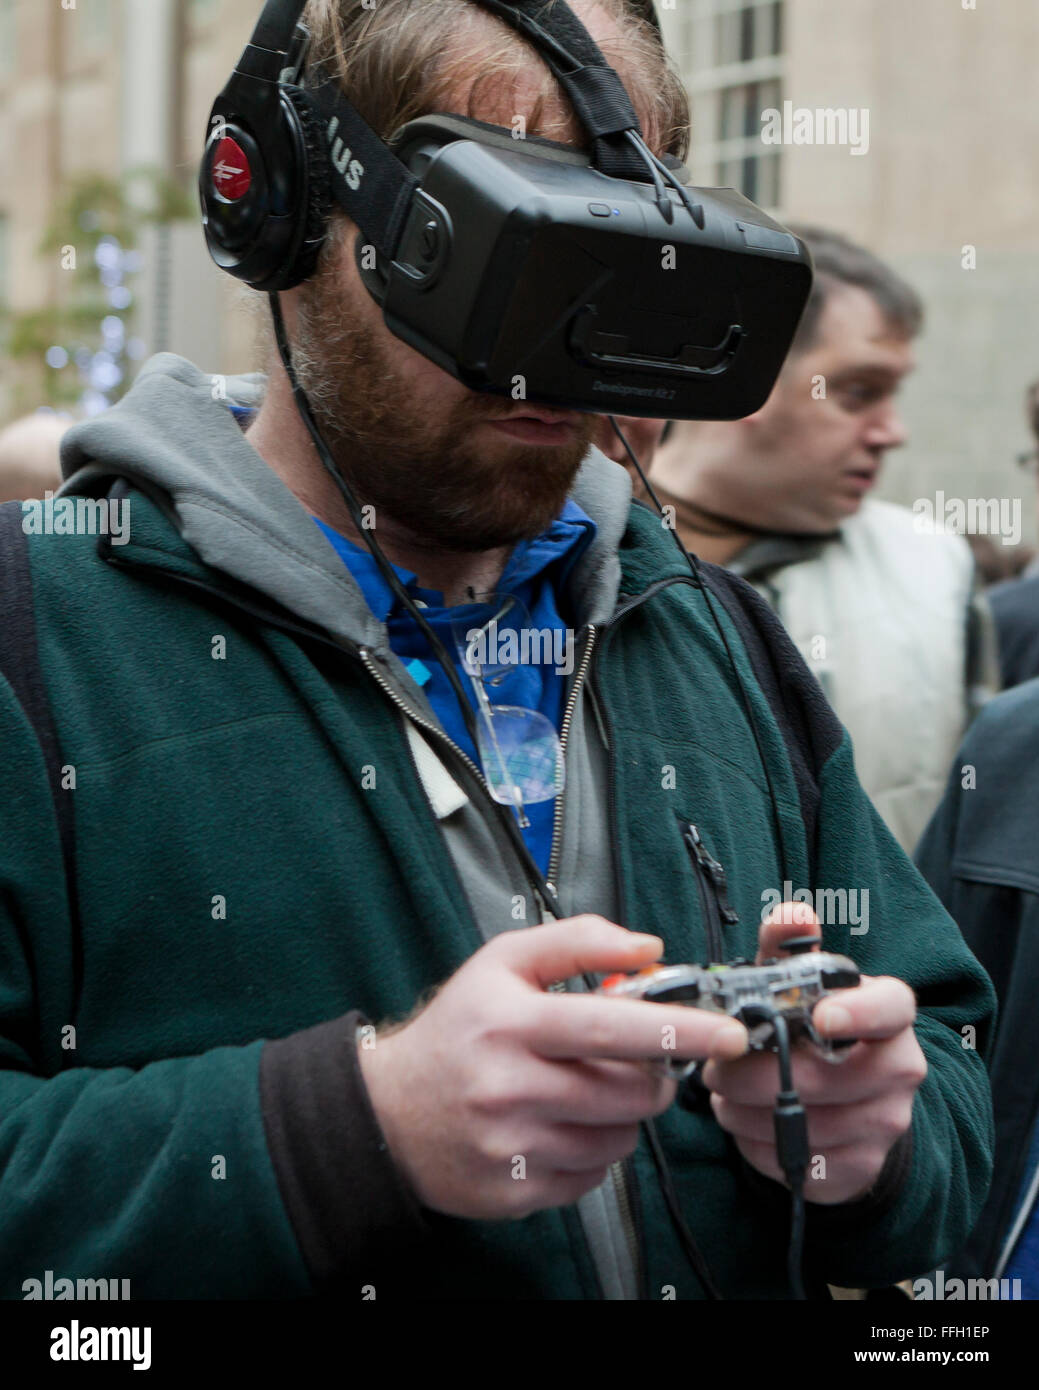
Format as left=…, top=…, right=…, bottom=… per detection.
left=291, top=268, right=596, bottom=553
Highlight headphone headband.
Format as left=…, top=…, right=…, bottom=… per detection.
left=200, top=0, right=660, bottom=290
left=250, top=0, right=307, bottom=55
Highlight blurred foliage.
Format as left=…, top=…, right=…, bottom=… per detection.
left=35, top=166, right=195, bottom=255
left=0, top=166, right=194, bottom=414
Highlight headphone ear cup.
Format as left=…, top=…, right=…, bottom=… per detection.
left=278, top=87, right=334, bottom=288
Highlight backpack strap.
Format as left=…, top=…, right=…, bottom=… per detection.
left=0, top=501, right=82, bottom=1026
left=696, top=560, right=847, bottom=883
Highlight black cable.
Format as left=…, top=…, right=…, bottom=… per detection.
left=623, top=129, right=673, bottom=224
left=609, top=416, right=671, bottom=514
left=607, top=416, right=793, bottom=886
left=617, top=130, right=705, bottom=229
left=643, top=1117, right=723, bottom=1299
left=269, top=292, right=568, bottom=922
left=768, top=1011, right=809, bottom=1300
left=788, top=1184, right=807, bottom=1300
left=269, top=294, right=482, bottom=751
left=611, top=416, right=816, bottom=1298
left=643, top=144, right=704, bottom=224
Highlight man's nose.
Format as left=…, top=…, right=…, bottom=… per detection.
left=864, top=403, right=908, bottom=452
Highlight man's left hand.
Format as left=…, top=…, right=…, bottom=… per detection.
left=700, top=903, right=927, bottom=1204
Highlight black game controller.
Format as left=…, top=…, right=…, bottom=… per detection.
left=598, top=936, right=860, bottom=1076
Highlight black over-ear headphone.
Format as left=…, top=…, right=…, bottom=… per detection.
left=199, top=0, right=668, bottom=294
left=199, top=1, right=334, bottom=291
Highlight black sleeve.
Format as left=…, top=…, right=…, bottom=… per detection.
left=260, top=1011, right=432, bottom=1288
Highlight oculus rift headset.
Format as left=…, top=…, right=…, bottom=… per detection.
left=199, top=0, right=813, bottom=420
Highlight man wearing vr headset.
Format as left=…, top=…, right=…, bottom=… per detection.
left=0, top=0, right=993, bottom=1301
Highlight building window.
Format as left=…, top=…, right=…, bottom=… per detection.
left=679, top=0, right=785, bottom=209
left=714, top=1, right=783, bottom=65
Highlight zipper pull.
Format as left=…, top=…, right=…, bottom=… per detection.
left=682, top=824, right=740, bottom=928
left=679, top=820, right=741, bottom=965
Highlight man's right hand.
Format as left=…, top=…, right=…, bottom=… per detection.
left=357, top=916, right=749, bottom=1220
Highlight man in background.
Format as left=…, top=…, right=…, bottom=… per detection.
left=916, top=676, right=1039, bottom=1296
left=0, top=412, right=68, bottom=503
left=649, top=227, right=998, bottom=854
left=988, top=378, right=1039, bottom=686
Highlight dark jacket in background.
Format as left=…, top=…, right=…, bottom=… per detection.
left=989, top=572, right=1039, bottom=689
left=915, top=677, right=1039, bottom=1279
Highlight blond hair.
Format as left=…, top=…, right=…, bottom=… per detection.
left=300, top=0, right=690, bottom=158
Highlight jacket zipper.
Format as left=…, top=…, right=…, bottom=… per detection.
left=596, top=685, right=645, bottom=1299
left=358, top=647, right=486, bottom=792
left=585, top=573, right=714, bottom=1302
left=357, top=646, right=566, bottom=919
left=541, top=620, right=644, bottom=1297
left=582, top=578, right=702, bottom=1301
left=366, top=632, right=645, bottom=1299
left=608, top=1156, right=642, bottom=1295
left=540, top=625, right=641, bottom=1297
left=545, top=625, right=597, bottom=896
left=371, top=621, right=639, bottom=1299
left=678, top=820, right=740, bottom=964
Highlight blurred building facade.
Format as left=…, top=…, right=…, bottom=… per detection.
left=0, top=0, right=260, bottom=424
left=1, top=0, right=1037, bottom=538
left=666, top=0, right=1039, bottom=541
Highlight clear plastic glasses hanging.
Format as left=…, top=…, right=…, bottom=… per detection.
left=449, top=594, right=565, bottom=827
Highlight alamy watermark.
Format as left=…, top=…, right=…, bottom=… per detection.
left=464, top=622, right=575, bottom=676
left=761, top=102, right=870, bottom=157
left=21, top=492, right=130, bottom=546
left=912, top=1270, right=1021, bottom=1300
left=49, top=1320, right=151, bottom=1371
left=761, top=882, right=869, bottom=935
left=913, top=492, right=1021, bottom=546
left=24, top=1270, right=130, bottom=1300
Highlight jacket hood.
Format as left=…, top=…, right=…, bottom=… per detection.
left=57, top=353, right=634, bottom=649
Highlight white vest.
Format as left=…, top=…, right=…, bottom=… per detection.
left=741, top=499, right=976, bottom=854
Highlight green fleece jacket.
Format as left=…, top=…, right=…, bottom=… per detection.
left=0, top=356, right=993, bottom=1300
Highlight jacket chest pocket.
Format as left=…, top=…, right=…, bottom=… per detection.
left=675, top=815, right=740, bottom=965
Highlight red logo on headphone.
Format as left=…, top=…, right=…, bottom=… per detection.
left=211, top=136, right=252, bottom=201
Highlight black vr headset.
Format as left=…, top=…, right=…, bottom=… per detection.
left=199, top=0, right=812, bottom=419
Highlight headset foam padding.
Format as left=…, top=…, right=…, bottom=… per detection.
left=281, top=87, right=334, bottom=287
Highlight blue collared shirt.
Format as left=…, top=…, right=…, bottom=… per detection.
left=314, top=502, right=596, bottom=875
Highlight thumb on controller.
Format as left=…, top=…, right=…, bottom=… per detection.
left=756, top=900, right=822, bottom=965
